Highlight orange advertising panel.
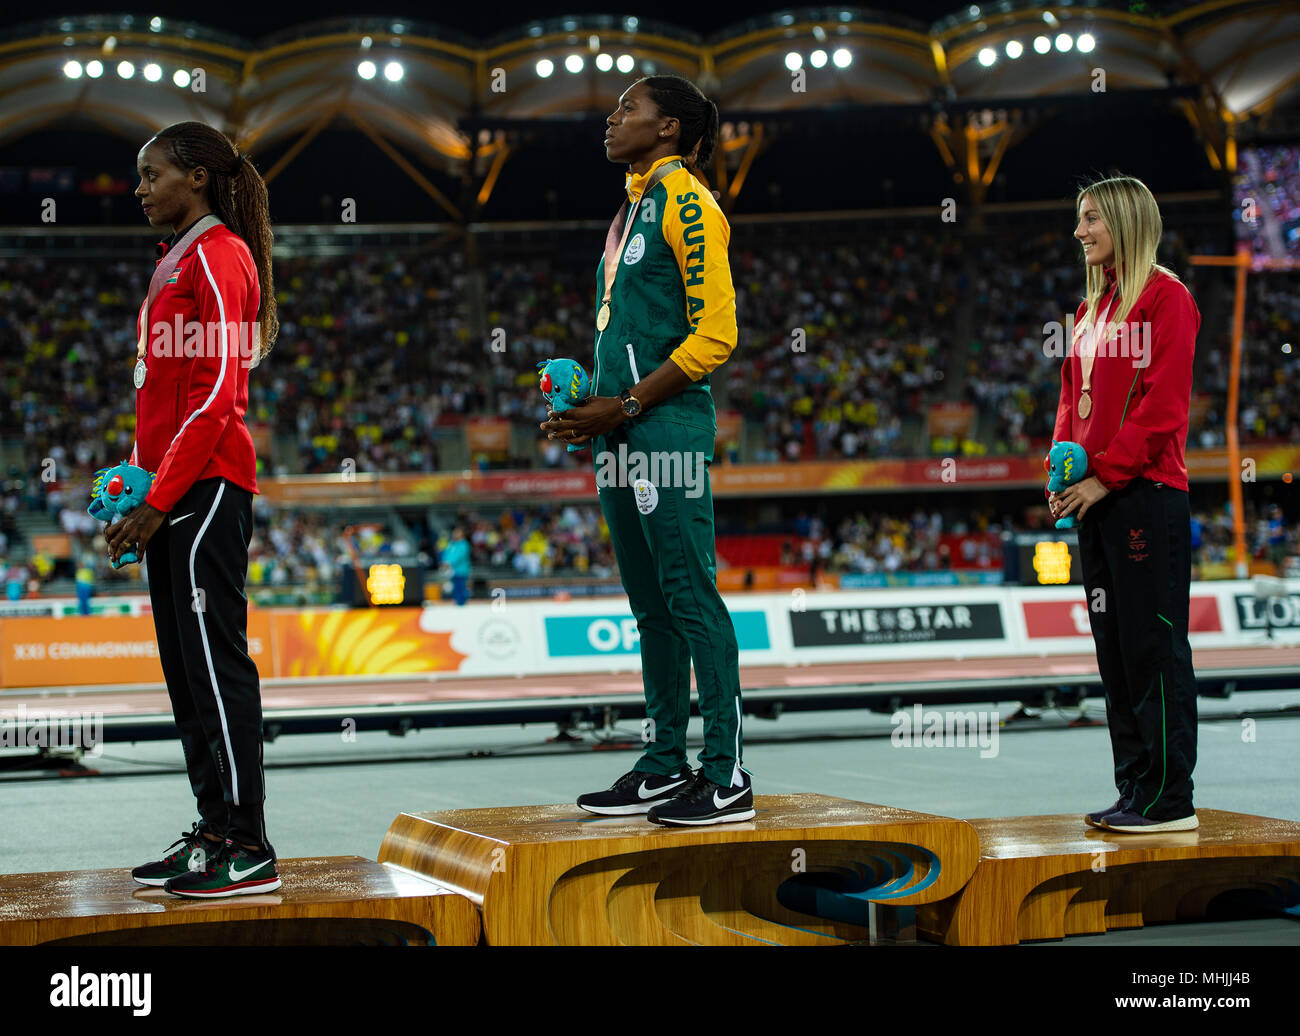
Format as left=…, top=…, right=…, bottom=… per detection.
left=0, top=612, right=273, bottom=689
left=465, top=418, right=511, bottom=454
left=272, top=608, right=467, bottom=678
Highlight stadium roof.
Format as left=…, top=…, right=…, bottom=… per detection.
left=0, top=3, right=1295, bottom=213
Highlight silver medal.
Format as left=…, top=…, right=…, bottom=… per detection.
left=133, top=358, right=147, bottom=389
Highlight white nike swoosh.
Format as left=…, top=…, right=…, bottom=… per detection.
left=713, top=787, right=748, bottom=809
left=227, top=858, right=273, bottom=882
left=639, top=778, right=686, bottom=800
left=169, top=512, right=195, bottom=526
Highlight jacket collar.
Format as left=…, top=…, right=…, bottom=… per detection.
left=1103, top=264, right=1119, bottom=287
left=155, top=213, right=215, bottom=260
left=625, top=154, right=684, bottom=203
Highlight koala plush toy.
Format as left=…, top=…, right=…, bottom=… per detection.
left=88, top=462, right=157, bottom=568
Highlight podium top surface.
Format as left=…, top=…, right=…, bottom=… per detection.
left=401, top=794, right=969, bottom=846
left=0, top=857, right=452, bottom=924
left=965, top=809, right=1300, bottom=861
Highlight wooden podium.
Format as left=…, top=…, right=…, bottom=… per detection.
left=377, top=794, right=980, bottom=945
left=918, top=809, right=1300, bottom=945
left=0, top=857, right=481, bottom=946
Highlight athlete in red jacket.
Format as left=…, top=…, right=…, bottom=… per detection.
left=105, top=121, right=281, bottom=896
left=1049, top=175, right=1200, bottom=834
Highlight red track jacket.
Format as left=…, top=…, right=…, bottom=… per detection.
left=1048, top=265, right=1200, bottom=495
left=130, top=222, right=260, bottom=514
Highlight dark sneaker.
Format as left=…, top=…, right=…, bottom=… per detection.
left=1100, top=810, right=1199, bottom=833
left=164, top=839, right=281, bottom=898
left=577, top=769, right=692, bottom=815
left=1084, top=798, right=1131, bottom=828
left=647, top=769, right=755, bottom=827
left=131, top=824, right=222, bottom=887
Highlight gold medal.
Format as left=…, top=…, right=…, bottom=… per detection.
left=1077, top=391, right=1091, bottom=419
left=596, top=303, right=611, bottom=332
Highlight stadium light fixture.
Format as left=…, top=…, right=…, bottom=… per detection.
left=595, top=53, right=613, bottom=71
left=978, top=47, right=996, bottom=67
left=361, top=36, right=372, bottom=49
left=63, top=60, right=83, bottom=79
left=358, top=60, right=376, bottom=79
left=565, top=54, right=584, bottom=73
left=1005, top=40, right=1023, bottom=59
left=616, top=54, right=634, bottom=73
left=384, top=61, right=403, bottom=82
left=173, top=68, right=190, bottom=88
left=1077, top=33, right=1096, bottom=53
left=85, top=59, right=103, bottom=78
left=785, top=52, right=803, bottom=71
left=1033, top=35, right=1051, bottom=54
left=536, top=58, right=554, bottom=78
left=143, top=63, right=162, bottom=82
left=117, top=60, right=135, bottom=79
left=1055, top=33, right=1073, bottom=52
left=832, top=47, right=851, bottom=68
left=150, top=16, right=161, bottom=31
left=810, top=49, right=828, bottom=68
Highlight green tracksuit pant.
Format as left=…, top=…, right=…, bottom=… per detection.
left=593, top=417, right=744, bottom=787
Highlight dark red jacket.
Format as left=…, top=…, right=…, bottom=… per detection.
left=1049, top=265, right=1200, bottom=494
left=131, top=223, right=260, bottom=513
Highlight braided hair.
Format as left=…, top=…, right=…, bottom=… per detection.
left=637, top=75, right=719, bottom=183
left=151, top=121, right=278, bottom=363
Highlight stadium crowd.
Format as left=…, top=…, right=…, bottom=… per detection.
left=1, top=224, right=1297, bottom=594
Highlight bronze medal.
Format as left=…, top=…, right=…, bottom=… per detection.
left=1078, top=391, right=1092, bottom=419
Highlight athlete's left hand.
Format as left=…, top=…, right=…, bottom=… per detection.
left=105, top=503, right=167, bottom=565
left=1055, top=476, right=1110, bottom=522
left=539, top=397, right=625, bottom=447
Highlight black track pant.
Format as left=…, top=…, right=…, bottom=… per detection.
left=144, top=477, right=269, bottom=850
left=1076, top=477, right=1198, bottom=821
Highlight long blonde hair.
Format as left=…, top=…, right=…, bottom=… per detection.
left=1075, top=175, right=1179, bottom=337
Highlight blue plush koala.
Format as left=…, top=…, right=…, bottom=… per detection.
left=88, top=463, right=157, bottom=568
left=537, top=358, right=591, bottom=453
left=1045, top=440, right=1089, bottom=529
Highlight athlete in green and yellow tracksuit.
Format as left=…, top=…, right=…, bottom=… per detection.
left=543, top=76, right=751, bottom=826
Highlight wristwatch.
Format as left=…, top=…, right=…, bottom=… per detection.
left=619, top=388, right=642, bottom=418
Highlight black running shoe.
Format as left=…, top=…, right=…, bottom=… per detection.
left=164, top=838, right=282, bottom=898
left=131, top=823, right=221, bottom=887
left=1084, top=797, right=1130, bottom=829
left=647, top=769, right=755, bottom=827
left=576, top=769, right=692, bottom=815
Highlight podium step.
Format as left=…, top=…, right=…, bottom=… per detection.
left=918, top=809, right=1300, bottom=945
left=377, top=794, right=980, bottom=945
left=0, top=856, right=482, bottom=946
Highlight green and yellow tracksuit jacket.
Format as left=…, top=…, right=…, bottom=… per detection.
left=592, top=154, right=739, bottom=433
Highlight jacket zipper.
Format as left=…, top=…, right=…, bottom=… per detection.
left=625, top=342, right=641, bottom=385
left=594, top=330, right=604, bottom=396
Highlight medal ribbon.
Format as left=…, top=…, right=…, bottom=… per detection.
left=136, top=214, right=225, bottom=363
left=599, top=160, right=683, bottom=316
left=1075, top=296, right=1115, bottom=398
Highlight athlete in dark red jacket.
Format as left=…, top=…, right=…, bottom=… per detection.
left=1050, top=176, right=1200, bottom=835
left=106, top=121, right=282, bottom=897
